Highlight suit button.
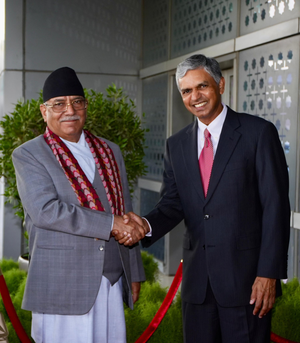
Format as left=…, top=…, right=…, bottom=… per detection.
left=99, top=246, right=104, bottom=251
left=202, top=245, right=205, bottom=250
left=204, top=214, right=210, bottom=220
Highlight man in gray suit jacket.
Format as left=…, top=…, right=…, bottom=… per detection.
left=114, top=55, right=290, bottom=342
left=12, top=67, right=146, bottom=343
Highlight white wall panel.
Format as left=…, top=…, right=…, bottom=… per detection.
left=4, top=0, right=23, bottom=69
left=25, top=0, right=142, bottom=75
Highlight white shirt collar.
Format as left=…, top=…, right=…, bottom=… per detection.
left=197, top=104, right=228, bottom=157
left=197, top=104, right=227, bottom=137
left=60, top=131, right=96, bottom=183
left=60, top=131, right=87, bottom=147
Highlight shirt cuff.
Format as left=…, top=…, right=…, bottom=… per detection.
left=142, top=217, right=152, bottom=236
left=110, top=215, right=114, bottom=231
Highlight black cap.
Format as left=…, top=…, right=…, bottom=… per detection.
left=43, top=67, right=85, bottom=102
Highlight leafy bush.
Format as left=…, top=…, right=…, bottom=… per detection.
left=125, top=281, right=183, bottom=343
left=84, top=87, right=147, bottom=194
left=271, top=278, right=300, bottom=342
left=0, top=85, right=147, bottom=221
left=0, top=267, right=32, bottom=341
left=0, top=252, right=183, bottom=343
left=2, top=255, right=300, bottom=343
left=140, top=250, right=159, bottom=284
left=0, top=259, right=19, bottom=273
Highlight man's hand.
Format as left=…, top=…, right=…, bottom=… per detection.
left=131, top=282, right=141, bottom=303
left=112, top=215, right=146, bottom=246
left=112, top=212, right=150, bottom=245
left=250, top=277, right=276, bottom=318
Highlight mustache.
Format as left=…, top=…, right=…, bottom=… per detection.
left=59, top=115, right=81, bottom=122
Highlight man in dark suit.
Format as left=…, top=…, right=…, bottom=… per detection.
left=114, top=54, right=290, bottom=342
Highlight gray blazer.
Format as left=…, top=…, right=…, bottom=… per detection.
left=12, top=135, right=145, bottom=315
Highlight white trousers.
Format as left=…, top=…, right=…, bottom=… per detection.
left=31, top=276, right=126, bottom=343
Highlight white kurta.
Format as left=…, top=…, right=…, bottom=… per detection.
left=31, top=133, right=126, bottom=343
left=32, top=276, right=126, bottom=343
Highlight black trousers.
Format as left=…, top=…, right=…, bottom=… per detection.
left=182, top=281, right=272, bottom=343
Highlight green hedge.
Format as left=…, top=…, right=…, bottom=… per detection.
left=125, top=256, right=183, bottom=343
left=0, top=252, right=182, bottom=343
left=0, top=85, right=147, bottom=221
left=271, top=278, right=300, bottom=342
left=2, top=255, right=300, bottom=343
left=0, top=259, right=31, bottom=342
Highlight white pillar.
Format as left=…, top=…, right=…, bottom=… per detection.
left=0, top=0, right=23, bottom=260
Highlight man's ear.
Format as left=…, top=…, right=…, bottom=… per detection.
left=40, top=104, right=47, bottom=122
left=219, top=77, right=225, bottom=95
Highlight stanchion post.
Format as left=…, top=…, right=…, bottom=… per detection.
left=0, top=312, right=9, bottom=342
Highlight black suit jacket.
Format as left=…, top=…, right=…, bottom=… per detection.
left=143, top=107, right=290, bottom=307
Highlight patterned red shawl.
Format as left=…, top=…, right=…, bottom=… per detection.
left=44, top=127, right=125, bottom=215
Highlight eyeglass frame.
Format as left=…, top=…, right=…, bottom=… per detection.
left=43, top=97, right=88, bottom=113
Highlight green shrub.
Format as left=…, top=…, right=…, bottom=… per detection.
left=0, top=252, right=182, bottom=343
left=2, top=255, right=300, bottom=343
left=125, top=282, right=167, bottom=342
left=150, top=293, right=182, bottom=343
left=271, top=278, right=300, bottom=342
left=125, top=253, right=183, bottom=343
left=140, top=251, right=159, bottom=284
left=0, top=259, right=19, bottom=273
left=0, top=268, right=32, bottom=342
left=5, top=322, right=20, bottom=342
left=12, top=278, right=32, bottom=341
left=84, top=87, right=147, bottom=194
left=125, top=281, right=183, bottom=343
left=1, top=269, right=27, bottom=296
left=0, top=85, right=147, bottom=221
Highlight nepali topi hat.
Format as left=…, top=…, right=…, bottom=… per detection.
left=43, top=67, right=84, bottom=102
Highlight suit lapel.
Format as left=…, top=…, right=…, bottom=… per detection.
left=180, top=120, right=205, bottom=201
left=179, top=109, right=241, bottom=203
left=205, top=108, right=241, bottom=202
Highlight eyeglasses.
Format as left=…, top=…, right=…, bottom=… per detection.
left=44, top=99, right=87, bottom=113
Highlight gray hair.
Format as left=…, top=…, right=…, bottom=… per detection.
left=175, top=54, right=222, bottom=91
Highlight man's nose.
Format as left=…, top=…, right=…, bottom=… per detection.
left=191, top=89, right=201, bottom=101
left=63, top=102, right=75, bottom=114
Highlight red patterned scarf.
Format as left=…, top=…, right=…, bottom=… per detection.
left=44, top=127, right=125, bottom=215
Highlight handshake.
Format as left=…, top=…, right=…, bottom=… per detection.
left=112, top=212, right=150, bottom=246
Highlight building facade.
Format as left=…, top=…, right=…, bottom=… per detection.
left=0, top=0, right=142, bottom=259
left=0, top=0, right=299, bottom=280
left=139, top=0, right=300, bottom=278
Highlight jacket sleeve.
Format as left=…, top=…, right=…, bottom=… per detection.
left=12, top=141, right=112, bottom=241
left=255, top=121, right=290, bottom=279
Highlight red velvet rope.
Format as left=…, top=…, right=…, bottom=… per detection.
left=135, top=260, right=183, bottom=343
left=0, top=273, right=31, bottom=343
left=135, top=261, right=299, bottom=343
left=0, top=264, right=298, bottom=343
left=271, top=332, right=299, bottom=343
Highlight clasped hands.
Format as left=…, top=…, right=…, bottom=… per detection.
left=112, top=212, right=149, bottom=246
